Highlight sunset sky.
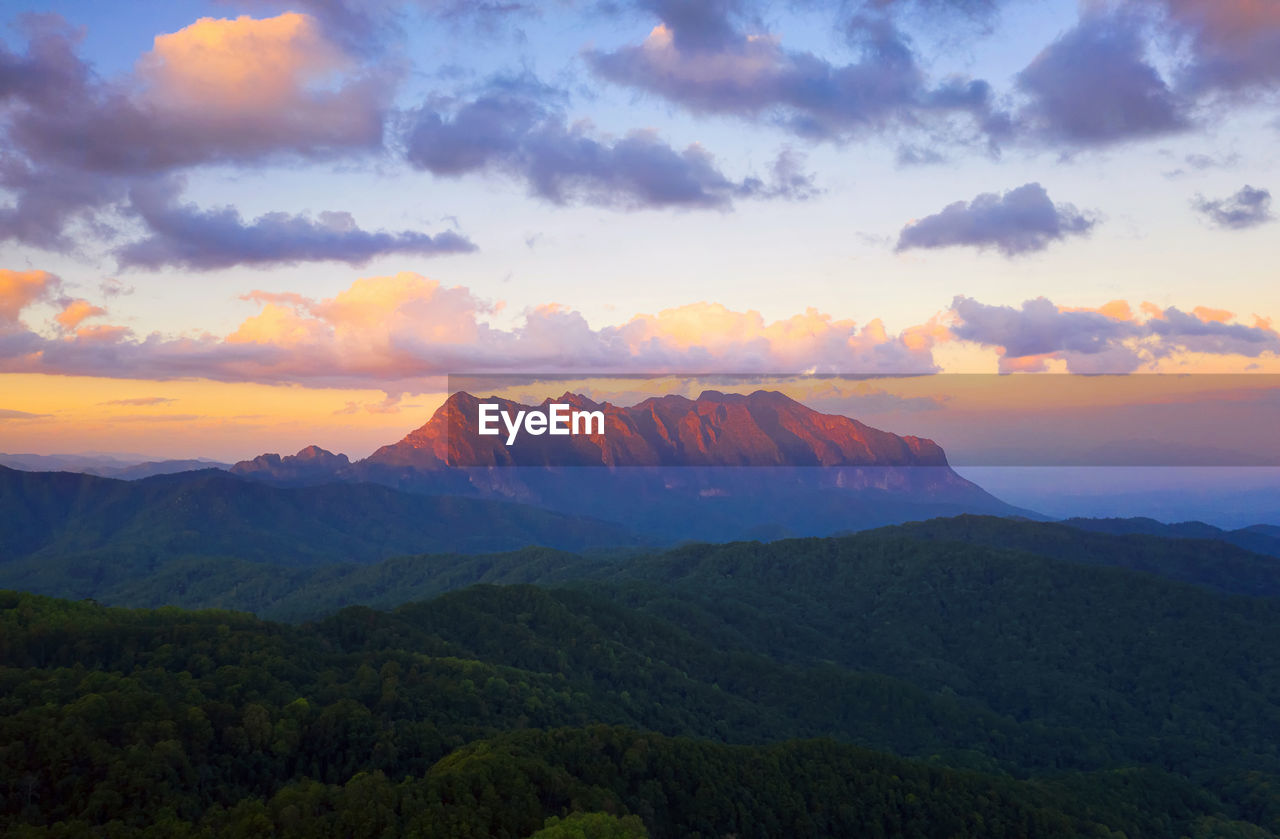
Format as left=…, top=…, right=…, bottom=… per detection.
left=1, top=0, right=1278, bottom=460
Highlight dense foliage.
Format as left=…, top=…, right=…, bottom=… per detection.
left=0, top=465, right=636, bottom=591
left=5, top=516, right=1280, bottom=835
left=2, top=589, right=1263, bottom=838
left=887, top=516, right=1280, bottom=596
left=1057, top=517, right=1280, bottom=559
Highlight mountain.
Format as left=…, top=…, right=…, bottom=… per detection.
left=0, top=465, right=638, bottom=597
left=230, top=444, right=350, bottom=484
left=233, top=390, right=1037, bottom=541
left=366, top=389, right=951, bottom=468
left=1059, top=515, right=1280, bottom=559
left=883, top=515, right=1280, bottom=598
left=35, top=513, right=1280, bottom=624
left=0, top=452, right=231, bottom=478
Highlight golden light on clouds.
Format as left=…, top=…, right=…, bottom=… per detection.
left=141, top=13, right=348, bottom=113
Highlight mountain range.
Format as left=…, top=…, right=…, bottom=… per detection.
left=362, top=389, right=952, bottom=468
left=8, top=390, right=1277, bottom=554
left=31, top=514, right=1280, bottom=622
left=0, top=451, right=232, bottom=479
left=0, top=464, right=636, bottom=596
left=232, top=389, right=1032, bottom=540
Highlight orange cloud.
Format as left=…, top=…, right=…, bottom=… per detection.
left=1163, top=0, right=1280, bottom=43
left=608, top=302, right=933, bottom=373
left=55, top=299, right=108, bottom=331
left=996, top=351, right=1058, bottom=374
left=1061, top=300, right=1135, bottom=321
left=73, top=325, right=134, bottom=343
left=3, top=269, right=1277, bottom=387
left=1192, top=305, right=1235, bottom=323
left=0, top=270, right=59, bottom=323
left=902, top=317, right=952, bottom=352
left=130, top=12, right=387, bottom=156
left=1140, top=301, right=1165, bottom=320
left=228, top=302, right=330, bottom=346
left=142, top=13, right=347, bottom=113
left=227, top=273, right=493, bottom=377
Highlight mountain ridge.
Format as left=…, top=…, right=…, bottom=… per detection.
left=364, top=389, right=952, bottom=469
left=0, top=464, right=640, bottom=580
left=221, top=389, right=1030, bottom=540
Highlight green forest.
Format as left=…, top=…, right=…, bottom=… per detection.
left=4, top=517, right=1280, bottom=836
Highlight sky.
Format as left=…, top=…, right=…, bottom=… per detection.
left=1, top=0, right=1278, bottom=462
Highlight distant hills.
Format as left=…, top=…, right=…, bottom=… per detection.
left=10, top=512, right=1280, bottom=622
left=0, top=464, right=637, bottom=597
left=0, top=451, right=232, bottom=479
left=1059, top=515, right=1280, bottom=558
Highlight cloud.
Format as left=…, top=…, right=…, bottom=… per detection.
left=54, top=299, right=107, bottom=330
left=1162, top=151, right=1241, bottom=178
left=420, top=0, right=540, bottom=34
left=951, top=296, right=1143, bottom=360
left=896, top=144, right=947, bottom=166
left=108, top=413, right=205, bottom=423
left=82, top=12, right=387, bottom=172
left=1153, top=0, right=1280, bottom=94
left=0, top=408, right=51, bottom=420
left=114, top=179, right=477, bottom=270
left=228, top=0, right=539, bottom=51
left=1192, top=185, right=1273, bottom=230
left=0, top=12, right=392, bottom=250
left=1192, top=305, right=1233, bottom=323
left=404, top=75, right=815, bottom=209
left=950, top=295, right=1280, bottom=372
left=72, top=324, right=133, bottom=343
left=1010, top=2, right=1280, bottom=150
left=0, top=269, right=60, bottom=324
left=2, top=268, right=1276, bottom=384
left=1015, top=10, right=1187, bottom=147
left=364, top=392, right=405, bottom=413
left=0, top=271, right=939, bottom=388
left=99, top=397, right=178, bottom=406
left=99, top=279, right=134, bottom=298
left=1149, top=306, right=1280, bottom=357
left=896, top=183, right=1096, bottom=256
left=584, top=5, right=1007, bottom=143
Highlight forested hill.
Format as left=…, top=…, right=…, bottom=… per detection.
left=14, top=512, right=1280, bottom=619
left=0, top=464, right=638, bottom=573
left=2, top=587, right=1275, bottom=838
left=882, top=514, right=1280, bottom=597
left=7, top=513, right=1280, bottom=835
left=7, top=514, right=1280, bottom=835
left=1058, top=515, right=1280, bottom=558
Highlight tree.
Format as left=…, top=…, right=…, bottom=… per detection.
left=527, top=811, right=649, bottom=839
